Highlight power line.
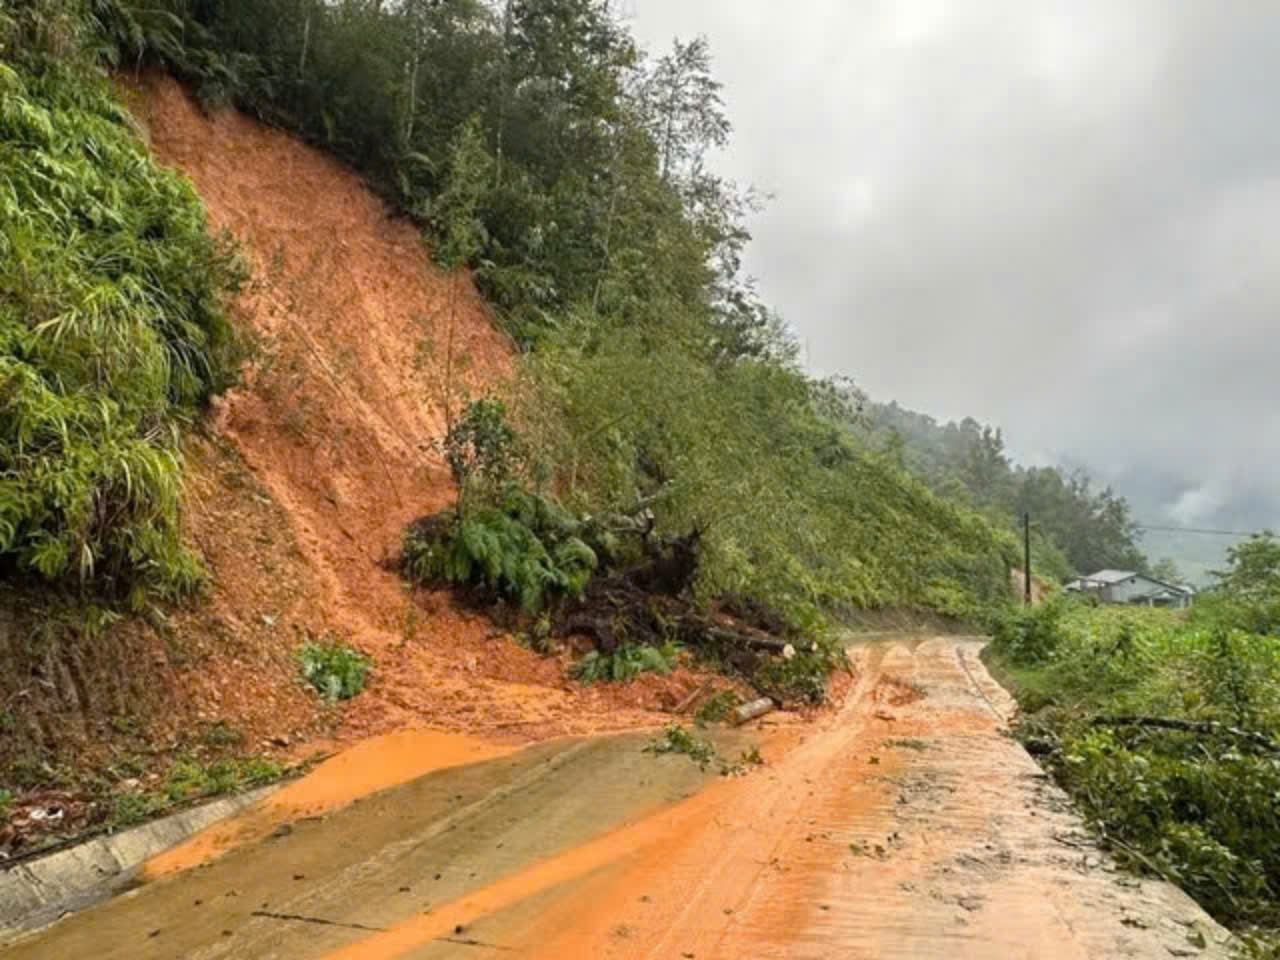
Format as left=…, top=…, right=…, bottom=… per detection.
left=1135, top=523, right=1262, bottom=538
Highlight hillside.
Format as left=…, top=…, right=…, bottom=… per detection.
left=0, top=70, right=725, bottom=839
left=859, top=399, right=1150, bottom=582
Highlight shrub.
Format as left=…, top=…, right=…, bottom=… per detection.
left=987, top=594, right=1073, bottom=665
left=0, top=49, right=242, bottom=604
left=754, top=638, right=850, bottom=706
left=570, top=642, right=680, bottom=685
left=297, top=640, right=372, bottom=704
left=402, top=488, right=597, bottom=613
left=992, top=600, right=1280, bottom=937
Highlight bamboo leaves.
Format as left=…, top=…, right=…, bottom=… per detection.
left=0, top=41, right=236, bottom=601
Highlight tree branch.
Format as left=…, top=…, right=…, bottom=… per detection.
left=1091, top=715, right=1279, bottom=753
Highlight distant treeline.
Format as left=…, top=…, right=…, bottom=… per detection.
left=861, top=402, right=1148, bottom=581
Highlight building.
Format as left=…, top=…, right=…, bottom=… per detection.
left=1063, top=569, right=1195, bottom=609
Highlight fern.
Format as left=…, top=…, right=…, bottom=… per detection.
left=402, top=489, right=598, bottom=613
left=571, top=642, right=680, bottom=685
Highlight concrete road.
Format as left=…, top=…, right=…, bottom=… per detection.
left=8, top=638, right=1234, bottom=959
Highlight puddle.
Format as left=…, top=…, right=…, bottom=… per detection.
left=145, top=728, right=513, bottom=878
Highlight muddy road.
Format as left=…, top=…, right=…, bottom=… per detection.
left=8, top=637, right=1232, bottom=958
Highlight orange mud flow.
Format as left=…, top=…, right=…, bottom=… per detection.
left=6, top=638, right=1232, bottom=959
left=146, top=729, right=514, bottom=878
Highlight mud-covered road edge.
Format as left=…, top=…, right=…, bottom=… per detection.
left=0, top=784, right=279, bottom=944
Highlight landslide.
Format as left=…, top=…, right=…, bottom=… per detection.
left=122, top=72, right=726, bottom=741
left=0, top=75, right=724, bottom=849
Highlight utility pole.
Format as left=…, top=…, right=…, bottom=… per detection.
left=1023, top=512, right=1032, bottom=606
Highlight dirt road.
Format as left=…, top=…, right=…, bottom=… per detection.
left=8, top=637, right=1233, bottom=958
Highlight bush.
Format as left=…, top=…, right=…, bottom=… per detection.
left=992, top=600, right=1280, bottom=938
left=571, top=642, right=680, bottom=685
left=1055, top=727, right=1280, bottom=925
left=0, top=48, right=242, bottom=604
left=402, top=488, right=597, bottom=613
left=754, top=642, right=848, bottom=707
left=987, top=594, right=1072, bottom=665
left=297, top=640, right=372, bottom=704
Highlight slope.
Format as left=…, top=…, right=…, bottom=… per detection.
left=123, top=73, right=719, bottom=742
left=0, top=73, right=720, bottom=841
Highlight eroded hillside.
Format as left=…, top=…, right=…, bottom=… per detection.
left=0, top=76, right=718, bottom=824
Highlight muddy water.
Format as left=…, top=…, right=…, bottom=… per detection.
left=146, top=729, right=514, bottom=878
left=9, top=639, right=1234, bottom=959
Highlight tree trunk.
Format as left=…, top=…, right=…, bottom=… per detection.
left=733, top=697, right=776, bottom=726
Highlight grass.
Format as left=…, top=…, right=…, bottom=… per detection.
left=164, top=755, right=285, bottom=803
left=201, top=722, right=246, bottom=748
left=114, top=754, right=288, bottom=829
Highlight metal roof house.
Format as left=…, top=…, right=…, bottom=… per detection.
left=1063, top=570, right=1195, bottom=609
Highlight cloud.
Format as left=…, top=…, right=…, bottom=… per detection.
left=629, top=0, right=1280, bottom=529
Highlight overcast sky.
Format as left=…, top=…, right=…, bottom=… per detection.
left=627, top=0, right=1279, bottom=535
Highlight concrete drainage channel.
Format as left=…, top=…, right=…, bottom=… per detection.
left=0, top=785, right=278, bottom=946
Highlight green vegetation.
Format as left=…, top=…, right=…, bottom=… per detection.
left=111, top=789, right=161, bottom=827
left=1, top=3, right=242, bottom=606
left=570, top=641, right=680, bottom=685
left=863, top=404, right=1148, bottom=581
left=0, top=787, right=12, bottom=820
left=7, top=1, right=1024, bottom=715
left=164, top=754, right=284, bottom=802
left=644, top=724, right=716, bottom=770
left=297, top=640, right=372, bottom=704
left=694, top=689, right=742, bottom=726
left=403, top=399, right=599, bottom=613
left=988, top=537, right=1280, bottom=943
left=754, top=641, right=851, bottom=706
left=402, top=487, right=597, bottom=615
left=82, top=0, right=1017, bottom=647
left=201, top=721, right=245, bottom=749
left=110, top=754, right=285, bottom=828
